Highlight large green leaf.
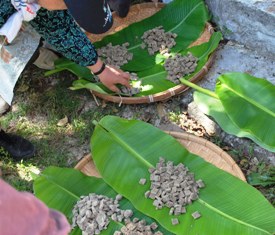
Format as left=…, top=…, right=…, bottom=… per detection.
left=134, top=32, right=221, bottom=96
left=69, top=32, right=221, bottom=96
left=94, top=0, right=209, bottom=71
left=45, top=58, right=94, bottom=80
left=216, top=73, right=275, bottom=152
left=70, top=79, right=109, bottom=94
left=33, top=167, right=172, bottom=235
left=91, top=116, right=275, bottom=235
left=193, top=91, right=275, bottom=152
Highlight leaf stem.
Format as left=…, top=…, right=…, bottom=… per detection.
left=92, top=120, right=98, bottom=126
left=44, top=68, right=65, bottom=76
left=180, top=78, right=218, bottom=99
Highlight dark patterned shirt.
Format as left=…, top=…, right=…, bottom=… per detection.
left=0, top=0, right=98, bottom=66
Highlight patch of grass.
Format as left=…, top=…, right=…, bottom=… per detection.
left=0, top=153, right=35, bottom=192
left=0, top=67, right=121, bottom=192
left=0, top=72, right=79, bottom=189
left=168, top=111, right=181, bottom=123
left=26, top=84, right=82, bottom=123
left=216, top=141, right=275, bottom=206
left=0, top=103, right=28, bottom=129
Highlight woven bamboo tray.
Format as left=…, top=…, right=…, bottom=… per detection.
left=86, top=3, right=216, bottom=104
left=75, top=132, right=246, bottom=182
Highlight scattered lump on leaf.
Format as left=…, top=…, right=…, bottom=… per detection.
left=164, top=52, right=198, bottom=84
left=97, top=42, right=133, bottom=67
left=141, top=26, right=177, bottom=55
left=72, top=193, right=133, bottom=235
left=114, top=217, right=163, bottom=235
left=191, top=211, right=201, bottom=219
left=171, top=218, right=179, bottom=225
left=120, top=86, right=141, bottom=96
left=141, top=157, right=205, bottom=225
left=139, top=178, right=147, bottom=185
left=119, top=73, right=142, bottom=96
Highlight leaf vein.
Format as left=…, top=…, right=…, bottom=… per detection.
left=220, top=83, right=275, bottom=118
left=128, top=2, right=204, bottom=51
left=198, top=199, right=271, bottom=234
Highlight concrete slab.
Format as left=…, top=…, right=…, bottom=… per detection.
left=205, top=0, right=275, bottom=58
left=200, top=41, right=275, bottom=90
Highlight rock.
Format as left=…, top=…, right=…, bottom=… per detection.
left=187, top=102, right=220, bottom=136
left=205, top=0, right=275, bottom=58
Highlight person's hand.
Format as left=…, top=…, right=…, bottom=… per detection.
left=98, top=65, right=131, bottom=93
left=0, top=47, right=12, bottom=64
left=0, top=37, right=12, bottom=63
left=88, top=59, right=131, bottom=93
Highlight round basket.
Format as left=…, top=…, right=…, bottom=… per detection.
left=86, top=3, right=216, bottom=104
left=75, top=132, right=246, bottom=182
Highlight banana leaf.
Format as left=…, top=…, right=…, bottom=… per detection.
left=135, top=32, right=221, bottom=96
left=193, top=91, right=275, bottom=152
left=45, top=58, right=94, bottom=80
left=216, top=73, right=275, bottom=151
left=94, top=0, right=209, bottom=71
left=33, top=167, right=172, bottom=235
left=91, top=116, right=275, bottom=235
left=70, top=79, right=110, bottom=94
left=67, top=32, right=221, bottom=96
left=181, top=72, right=275, bottom=152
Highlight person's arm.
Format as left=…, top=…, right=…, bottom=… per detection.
left=0, top=179, right=71, bottom=235
left=30, top=8, right=130, bottom=92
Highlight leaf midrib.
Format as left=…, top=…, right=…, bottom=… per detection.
left=219, top=83, right=275, bottom=118
left=101, top=125, right=272, bottom=234
left=128, top=1, right=204, bottom=51
left=99, top=125, right=155, bottom=168
left=42, top=175, right=80, bottom=199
